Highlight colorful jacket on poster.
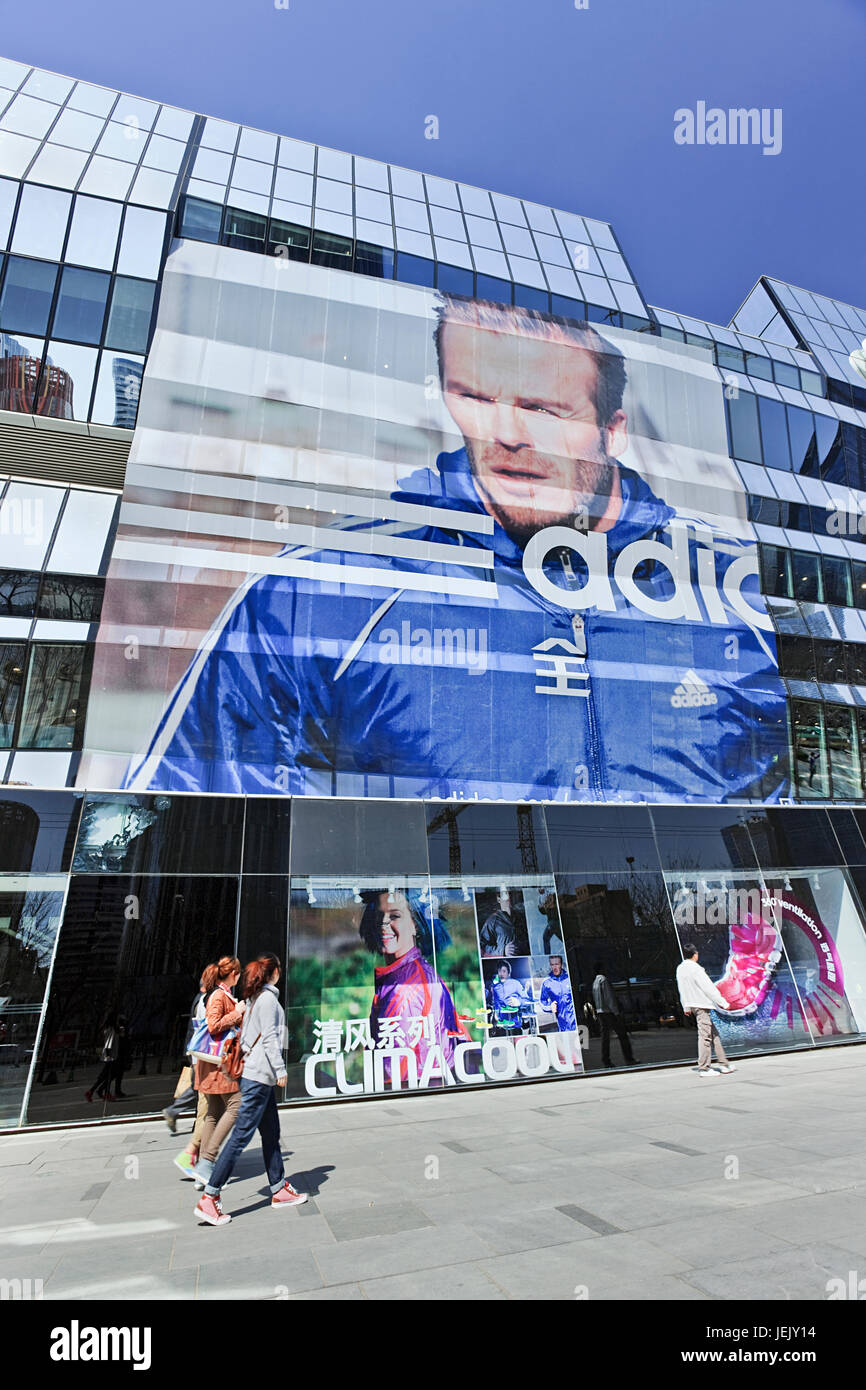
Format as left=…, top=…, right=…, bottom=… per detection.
left=369, top=946, right=462, bottom=1070
left=539, top=969, right=576, bottom=1032
left=126, top=448, right=788, bottom=804
left=489, top=974, right=532, bottom=1022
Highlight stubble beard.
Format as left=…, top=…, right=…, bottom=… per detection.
left=465, top=438, right=616, bottom=548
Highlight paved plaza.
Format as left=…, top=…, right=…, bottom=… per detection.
left=0, top=1044, right=864, bottom=1301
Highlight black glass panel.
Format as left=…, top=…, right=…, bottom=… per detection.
left=242, top=797, right=292, bottom=874
left=553, top=870, right=689, bottom=1072
left=853, top=561, right=866, bottom=610
left=178, top=197, right=222, bottom=243
left=847, top=644, right=866, bottom=686
left=18, top=644, right=86, bottom=750
left=51, top=266, right=110, bottom=345
left=236, top=874, right=289, bottom=967
left=543, top=805, right=658, bottom=876
left=790, top=701, right=829, bottom=799
left=37, top=574, right=104, bottom=621
left=745, top=809, right=842, bottom=868
left=0, top=569, right=39, bottom=616
left=0, top=790, right=79, bottom=871
left=27, top=873, right=237, bottom=1124
left=716, top=345, right=746, bottom=373
left=0, top=257, right=58, bottom=335
left=745, top=352, right=773, bottom=380
left=827, top=810, right=866, bottom=864
left=649, top=807, right=759, bottom=871
left=71, top=794, right=245, bottom=874
left=787, top=406, right=816, bottom=475
left=747, top=494, right=782, bottom=527
left=815, top=640, right=847, bottom=685
left=427, top=802, right=552, bottom=878
left=292, top=798, right=429, bottom=876
left=778, top=634, right=815, bottom=681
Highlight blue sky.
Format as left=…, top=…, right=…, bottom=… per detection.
left=3, top=0, right=864, bottom=328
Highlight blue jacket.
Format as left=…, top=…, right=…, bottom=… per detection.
left=127, top=448, right=788, bottom=803
left=539, top=970, right=576, bottom=1032
left=489, top=975, right=532, bottom=1020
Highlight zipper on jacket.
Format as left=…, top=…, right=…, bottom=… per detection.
left=559, top=549, right=603, bottom=796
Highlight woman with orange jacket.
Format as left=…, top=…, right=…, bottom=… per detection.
left=193, top=956, right=246, bottom=1190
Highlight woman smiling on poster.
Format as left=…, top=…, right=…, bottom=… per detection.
left=359, top=889, right=466, bottom=1076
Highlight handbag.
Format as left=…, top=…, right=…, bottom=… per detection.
left=173, top=1064, right=193, bottom=1098
left=188, top=1013, right=237, bottom=1065
left=219, top=996, right=262, bottom=1080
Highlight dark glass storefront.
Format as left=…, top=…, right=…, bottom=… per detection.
left=3, top=790, right=866, bottom=1129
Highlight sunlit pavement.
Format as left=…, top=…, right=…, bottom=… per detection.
left=0, top=1045, right=864, bottom=1301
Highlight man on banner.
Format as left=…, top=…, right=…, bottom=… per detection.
left=127, top=296, right=787, bottom=803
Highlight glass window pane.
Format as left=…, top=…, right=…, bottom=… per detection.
left=758, top=396, right=791, bottom=469
left=727, top=390, right=762, bottom=464
left=202, top=117, right=238, bottom=152
left=394, top=252, right=434, bottom=287
left=0, top=643, right=24, bottom=743
left=49, top=107, right=105, bottom=152
left=435, top=262, right=473, bottom=296
left=0, top=177, right=15, bottom=249
left=65, top=194, right=122, bottom=270
left=475, top=273, right=511, bottom=305
left=277, top=136, right=315, bottom=172
left=267, top=218, right=310, bottom=260
left=0, top=93, right=57, bottom=140
left=69, top=82, right=117, bottom=117
left=353, top=239, right=393, bottom=279
left=791, top=551, right=822, bottom=603
left=154, top=106, right=194, bottom=141
left=230, top=157, right=272, bottom=197
left=826, top=706, right=860, bottom=800
left=10, top=184, right=70, bottom=260
left=116, top=206, right=166, bottom=279
left=0, top=332, right=44, bottom=411
left=90, top=351, right=143, bottom=427
left=315, top=147, right=351, bottom=182
left=787, top=406, right=816, bottom=473
left=853, top=561, right=866, bottom=610
left=51, top=266, right=109, bottom=344
left=773, top=360, right=800, bottom=389
left=46, top=489, right=117, bottom=575
left=223, top=206, right=266, bottom=252
left=274, top=167, right=313, bottom=205
left=242, top=798, right=292, bottom=874
left=551, top=294, right=586, bottom=320
left=178, top=196, right=221, bottom=243
left=513, top=283, right=549, bottom=312
left=822, top=555, right=852, bottom=608
left=649, top=806, right=759, bottom=870
left=0, top=130, right=38, bottom=180
left=745, top=351, right=773, bottom=379
left=26, top=142, right=89, bottom=191
left=354, top=155, right=389, bottom=191
left=310, top=230, right=352, bottom=269
left=0, top=480, right=64, bottom=565
left=37, top=573, right=104, bottom=620
left=801, top=369, right=823, bottom=396
left=104, top=276, right=155, bottom=353
left=716, top=344, right=746, bottom=373
left=543, top=805, right=657, bottom=876
left=141, top=133, right=184, bottom=174
left=0, top=569, right=38, bottom=616
left=18, top=644, right=85, bottom=749
left=78, top=154, right=134, bottom=201
left=38, top=341, right=98, bottom=420
left=791, top=702, right=829, bottom=799
left=0, top=875, right=67, bottom=1124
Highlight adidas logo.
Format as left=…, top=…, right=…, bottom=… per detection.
left=671, top=669, right=717, bottom=708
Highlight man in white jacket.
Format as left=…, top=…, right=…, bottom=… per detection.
left=675, top=945, right=735, bottom=1077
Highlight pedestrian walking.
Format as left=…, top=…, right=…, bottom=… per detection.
left=592, top=963, right=636, bottom=1068
left=192, top=956, right=246, bottom=1191
left=164, top=971, right=212, bottom=1177
left=195, top=954, right=307, bottom=1226
left=84, top=1013, right=119, bottom=1102
left=675, top=943, right=735, bottom=1077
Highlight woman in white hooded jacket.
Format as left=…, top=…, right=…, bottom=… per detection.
left=194, top=953, right=308, bottom=1226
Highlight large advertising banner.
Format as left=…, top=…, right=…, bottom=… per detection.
left=79, top=240, right=788, bottom=803
left=285, top=874, right=583, bottom=1098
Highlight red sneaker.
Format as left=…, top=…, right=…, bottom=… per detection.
left=271, top=1182, right=308, bottom=1209
left=195, top=1193, right=231, bottom=1226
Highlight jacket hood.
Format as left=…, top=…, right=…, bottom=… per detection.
left=394, top=447, right=676, bottom=564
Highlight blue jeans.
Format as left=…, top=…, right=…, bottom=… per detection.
left=205, top=1078, right=284, bottom=1196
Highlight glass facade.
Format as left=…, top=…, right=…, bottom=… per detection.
left=1, top=792, right=864, bottom=1129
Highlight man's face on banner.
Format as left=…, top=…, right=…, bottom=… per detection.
left=440, top=320, right=628, bottom=544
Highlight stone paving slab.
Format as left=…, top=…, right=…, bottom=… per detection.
left=0, top=1044, right=861, bottom=1300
